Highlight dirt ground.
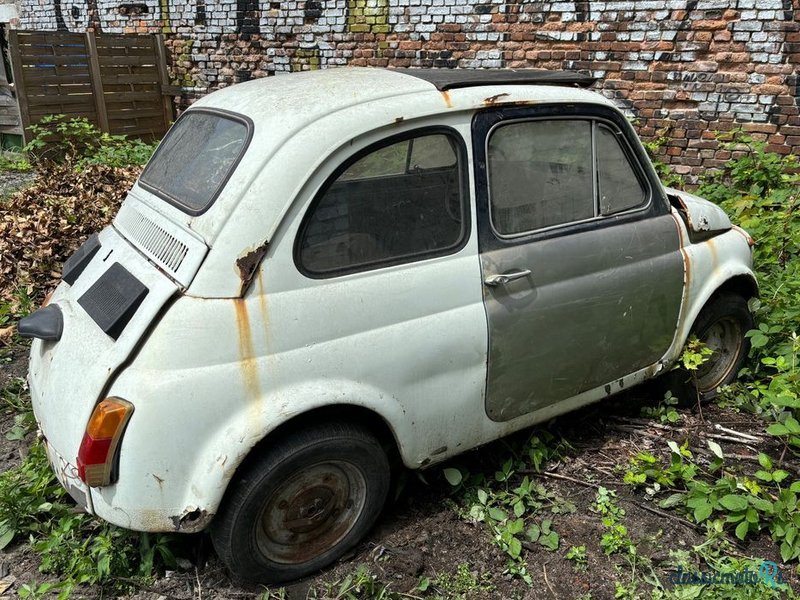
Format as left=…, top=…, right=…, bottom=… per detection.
left=1, top=339, right=797, bottom=600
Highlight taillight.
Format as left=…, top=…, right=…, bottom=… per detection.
left=77, top=398, right=134, bottom=487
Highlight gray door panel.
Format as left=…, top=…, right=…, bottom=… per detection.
left=482, top=213, right=683, bottom=421
left=472, top=106, right=685, bottom=422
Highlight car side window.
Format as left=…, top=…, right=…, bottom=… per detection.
left=487, top=118, right=649, bottom=236
left=596, top=124, right=647, bottom=216
left=297, top=131, right=467, bottom=277
left=488, top=120, right=594, bottom=235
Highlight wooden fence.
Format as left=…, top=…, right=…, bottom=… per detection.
left=8, top=31, right=175, bottom=142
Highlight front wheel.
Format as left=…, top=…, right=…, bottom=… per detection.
left=686, top=292, right=753, bottom=399
left=211, top=421, right=390, bottom=583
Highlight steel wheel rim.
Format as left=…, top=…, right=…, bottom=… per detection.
left=257, top=461, right=367, bottom=565
left=693, top=317, right=744, bottom=393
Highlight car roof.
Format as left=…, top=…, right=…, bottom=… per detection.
left=192, top=67, right=613, bottom=132
left=179, top=67, right=618, bottom=245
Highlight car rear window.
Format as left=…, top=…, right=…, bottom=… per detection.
left=139, top=110, right=251, bottom=215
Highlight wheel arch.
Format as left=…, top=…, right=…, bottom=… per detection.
left=213, top=403, right=403, bottom=520
left=713, top=273, right=759, bottom=302
left=241, top=404, right=402, bottom=472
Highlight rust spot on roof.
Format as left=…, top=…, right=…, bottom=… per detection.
left=483, top=92, right=511, bottom=106
left=394, top=116, right=404, bottom=124
left=440, top=90, right=452, bottom=108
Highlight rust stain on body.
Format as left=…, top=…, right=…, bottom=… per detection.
left=234, top=298, right=261, bottom=404
left=679, top=247, right=693, bottom=332
left=441, top=90, right=452, bottom=108
left=483, top=93, right=511, bottom=106
left=255, top=271, right=271, bottom=345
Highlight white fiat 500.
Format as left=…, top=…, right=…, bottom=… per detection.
left=21, top=67, right=757, bottom=583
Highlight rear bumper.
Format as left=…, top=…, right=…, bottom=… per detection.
left=41, top=433, right=93, bottom=514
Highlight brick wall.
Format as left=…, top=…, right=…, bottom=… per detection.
left=16, top=0, right=800, bottom=181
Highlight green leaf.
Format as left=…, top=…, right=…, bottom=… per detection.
left=708, top=440, right=724, bottom=459
left=488, top=507, right=507, bottom=522
left=790, top=482, right=800, bottom=494
left=749, top=332, right=769, bottom=348
left=787, top=417, right=800, bottom=434
left=755, top=470, right=774, bottom=482
left=477, top=489, right=488, bottom=505
left=694, top=502, right=713, bottom=522
left=750, top=497, right=773, bottom=513
left=786, top=527, right=797, bottom=547
left=667, top=440, right=681, bottom=455
left=508, top=518, right=524, bottom=535
left=719, top=495, right=748, bottom=512
left=513, top=500, right=525, bottom=518
left=539, top=531, right=560, bottom=551
left=774, top=470, right=790, bottom=483
left=526, top=524, right=541, bottom=542
left=758, top=453, right=773, bottom=470
left=508, top=537, right=522, bottom=559
left=781, top=542, right=794, bottom=563
left=443, top=468, right=462, bottom=486
left=0, top=528, right=13, bottom=550
left=735, top=521, right=749, bottom=541
left=767, top=423, right=790, bottom=436
left=660, top=493, right=686, bottom=509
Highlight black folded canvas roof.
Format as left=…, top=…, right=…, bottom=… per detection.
left=393, top=68, right=598, bottom=90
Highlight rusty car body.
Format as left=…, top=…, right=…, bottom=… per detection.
left=21, top=67, right=757, bottom=582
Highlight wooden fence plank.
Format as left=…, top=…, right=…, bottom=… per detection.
left=100, top=73, right=160, bottom=85
left=28, top=107, right=97, bottom=118
left=97, top=55, right=157, bottom=66
left=96, top=45, right=157, bottom=56
left=20, top=55, right=92, bottom=66
left=95, top=35, right=156, bottom=48
left=27, top=94, right=95, bottom=107
left=154, top=33, right=174, bottom=127
left=8, top=31, right=31, bottom=140
left=19, top=45, right=89, bottom=57
left=11, top=31, right=172, bottom=140
left=85, top=31, right=109, bottom=133
left=15, top=32, right=85, bottom=45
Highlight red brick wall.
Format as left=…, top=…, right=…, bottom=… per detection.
left=19, top=1, right=800, bottom=181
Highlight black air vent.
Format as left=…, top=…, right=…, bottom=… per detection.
left=63, top=234, right=101, bottom=285
left=78, top=263, right=148, bottom=340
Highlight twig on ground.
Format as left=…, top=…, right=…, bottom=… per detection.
left=543, top=564, right=557, bottom=599
left=527, top=471, right=704, bottom=536
left=628, top=499, right=703, bottom=533
left=713, top=424, right=763, bottom=442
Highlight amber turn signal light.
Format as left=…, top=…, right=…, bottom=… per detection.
left=77, top=397, right=134, bottom=487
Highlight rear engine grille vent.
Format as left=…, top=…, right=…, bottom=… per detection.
left=116, top=207, right=188, bottom=274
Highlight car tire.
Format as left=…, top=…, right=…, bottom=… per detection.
left=683, top=292, right=753, bottom=400
left=210, top=421, right=390, bottom=583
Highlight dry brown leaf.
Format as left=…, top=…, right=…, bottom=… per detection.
left=0, top=163, right=141, bottom=315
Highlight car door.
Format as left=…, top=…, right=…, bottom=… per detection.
left=473, top=104, right=684, bottom=421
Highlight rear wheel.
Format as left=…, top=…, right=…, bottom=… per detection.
left=685, top=292, right=753, bottom=399
left=211, top=421, right=390, bottom=583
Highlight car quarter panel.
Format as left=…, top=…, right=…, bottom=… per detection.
left=92, top=117, right=492, bottom=531
left=661, top=211, right=757, bottom=367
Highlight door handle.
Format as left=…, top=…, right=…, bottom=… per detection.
left=484, top=269, right=532, bottom=287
